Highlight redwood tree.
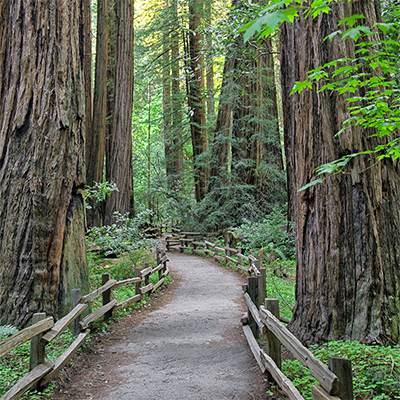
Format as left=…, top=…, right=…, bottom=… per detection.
left=281, top=1, right=400, bottom=344
left=87, top=0, right=109, bottom=187
left=105, top=0, right=135, bottom=224
left=187, top=0, right=208, bottom=202
left=0, top=0, right=88, bottom=326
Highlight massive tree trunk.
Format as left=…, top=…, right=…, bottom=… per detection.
left=282, top=1, right=400, bottom=344
left=0, top=0, right=88, bottom=327
left=105, top=0, right=134, bottom=224
left=88, top=0, right=109, bottom=187
left=188, top=0, right=208, bottom=202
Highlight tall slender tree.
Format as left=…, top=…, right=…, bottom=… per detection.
left=187, top=0, right=208, bottom=201
left=162, top=0, right=174, bottom=185
left=105, top=0, right=135, bottom=224
left=0, top=0, right=88, bottom=326
left=170, top=0, right=184, bottom=181
left=281, top=1, right=400, bottom=344
left=204, top=1, right=215, bottom=127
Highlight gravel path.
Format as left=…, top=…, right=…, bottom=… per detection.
left=56, top=252, right=267, bottom=400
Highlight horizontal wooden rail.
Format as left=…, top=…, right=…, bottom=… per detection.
left=115, top=294, right=142, bottom=310
left=41, top=331, right=90, bottom=386
left=140, top=266, right=153, bottom=277
left=260, top=349, right=305, bottom=400
left=2, top=362, right=54, bottom=400
left=140, top=283, right=154, bottom=295
left=80, top=300, right=118, bottom=329
left=113, top=277, right=142, bottom=289
left=0, top=318, right=54, bottom=357
left=243, top=293, right=265, bottom=334
left=81, top=279, right=117, bottom=304
left=259, top=306, right=338, bottom=394
left=42, top=304, right=87, bottom=343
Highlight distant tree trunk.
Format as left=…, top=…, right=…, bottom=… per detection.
left=0, top=0, right=88, bottom=327
left=204, top=1, right=215, bottom=127
left=230, top=36, right=284, bottom=208
left=162, top=2, right=174, bottom=185
left=282, top=1, right=400, bottom=344
left=210, top=56, right=235, bottom=185
left=188, top=0, right=208, bottom=202
left=254, top=41, right=285, bottom=201
left=105, top=0, right=134, bottom=224
left=88, top=0, right=109, bottom=187
left=83, top=0, right=93, bottom=162
left=170, top=0, right=184, bottom=181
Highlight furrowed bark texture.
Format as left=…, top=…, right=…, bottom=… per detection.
left=188, top=0, right=208, bottom=202
left=83, top=0, right=93, bottom=163
left=105, top=0, right=134, bottom=224
left=0, top=0, right=88, bottom=327
left=282, top=0, right=400, bottom=343
left=88, top=0, right=109, bottom=186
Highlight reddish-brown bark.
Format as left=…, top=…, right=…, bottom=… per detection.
left=281, top=1, right=400, bottom=343
left=0, top=0, right=88, bottom=326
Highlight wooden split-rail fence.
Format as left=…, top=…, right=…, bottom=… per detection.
left=167, top=232, right=354, bottom=400
left=0, top=248, right=169, bottom=400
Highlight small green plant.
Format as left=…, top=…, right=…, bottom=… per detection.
left=86, top=210, right=154, bottom=256
left=283, top=341, right=400, bottom=400
left=0, top=325, right=18, bottom=340
left=83, top=181, right=119, bottom=210
left=233, top=207, right=295, bottom=259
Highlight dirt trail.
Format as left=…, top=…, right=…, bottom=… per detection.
left=55, top=252, right=267, bottom=400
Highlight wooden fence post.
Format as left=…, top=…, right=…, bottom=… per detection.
left=71, top=288, right=81, bottom=336
left=144, top=263, right=150, bottom=286
left=248, top=276, right=259, bottom=338
left=265, top=299, right=282, bottom=370
left=135, top=266, right=142, bottom=296
left=156, top=247, right=161, bottom=265
left=162, top=250, right=167, bottom=275
left=30, top=313, right=47, bottom=370
left=257, top=267, right=266, bottom=308
left=329, top=358, right=354, bottom=400
left=179, top=239, right=184, bottom=253
left=237, top=250, right=242, bottom=269
left=102, top=273, right=113, bottom=321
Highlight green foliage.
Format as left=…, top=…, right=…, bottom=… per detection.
left=0, top=325, right=18, bottom=340
left=283, top=341, right=400, bottom=400
left=0, top=330, right=77, bottom=399
left=233, top=207, right=295, bottom=259
left=86, top=211, right=154, bottom=256
left=294, top=15, right=400, bottom=178
left=83, top=181, right=118, bottom=210
left=246, top=1, right=400, bottom=186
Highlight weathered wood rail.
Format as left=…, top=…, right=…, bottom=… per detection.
left=0, top=248, right=170, bottom=400
left=166, top=231, right=354, bottom=400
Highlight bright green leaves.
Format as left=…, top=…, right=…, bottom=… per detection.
left=242, top=5, right=299, bottom=42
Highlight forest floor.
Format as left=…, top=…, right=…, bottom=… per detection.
left=54, top=252, right=267, bottom=400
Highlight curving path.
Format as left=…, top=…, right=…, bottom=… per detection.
left=55, top=252, right=267, bottom=400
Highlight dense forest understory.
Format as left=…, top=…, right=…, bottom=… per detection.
left=0, top=0, right=399, bottom=399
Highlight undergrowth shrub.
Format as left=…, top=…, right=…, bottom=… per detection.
left=233, top=207, right=295, bottom=259
left=283, top=341, right=400, bottom=400
left=86, top=211, right=155, bottom=256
